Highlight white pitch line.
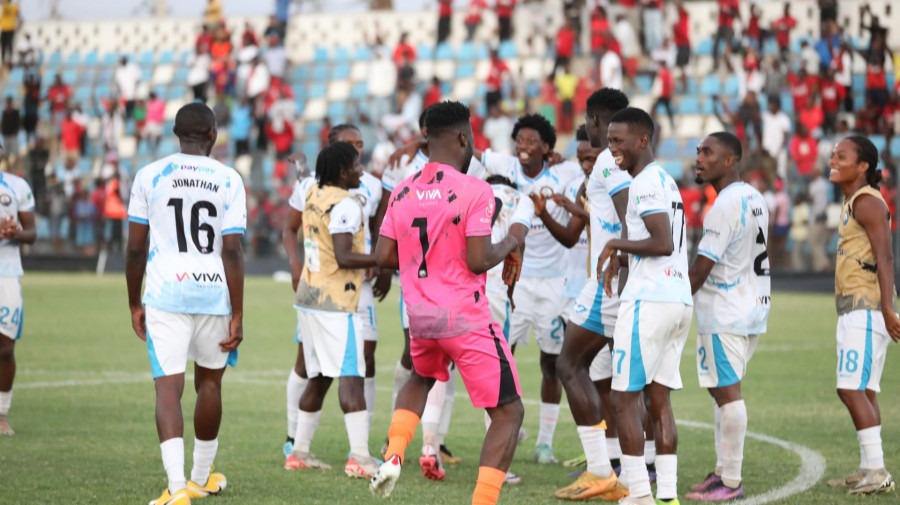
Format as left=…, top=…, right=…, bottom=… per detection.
left=16, top=372, right=826, bottom=504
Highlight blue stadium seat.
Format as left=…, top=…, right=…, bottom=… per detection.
left=177, top=51, right=191, bottom=66
left=302, top=139, right=318, bottom=161
left=304, top=122, right=319, bottom=138
left=851, top=73, right=866, bottom=91
left=658, top=138, right=680, bottom=158
left=435, top=43, right=454, bottom=60
left=871, top=135, right=887, bottom=154
left=312, top=64, right=328, bottom=82
left=140, top=67, right=153, bottom=82
left=6, top=67, right=23, bottom=87
left=661, top=160, right=684, bottom=180
left=309, top=83, right=326, bottom=99
left=94, top=85, right=110, bottom=101
left=695, top=38, right=713, bottom=57
left=173, top=67, right=189, bottom=83
left=723, top=76, right=738, bottom=96
left=73, top=86, right=91, bottom=104
left=677, top=96, right=699, bottom=114
left=498, top=41, right=517, bottom=60
left=47, top=51, right=63, bottom=67
left=291, top=65, right=309, bottom=82
left=169, top=85, right=187, bottom=100
left=102, top=52, right=119, bottom=66
left=458, top=42, right=476, bottom=60
left=475, top=43, right=490, bottom=60
left=332, top=63, right=350, bottom=80
left=313, top=47, right=328, bottom=63
left=891, top=137, right=900, bottom=158
left=83, top=51, right=98, bottom=66
left=685, top=77, right=698, bottom=94
left=635, top=75, right=653, bottom=94
left=333, top=46, right=350, bottom=64
left=456, top=62, right=476, bottom=79
left=700, top=75, right=720, bottom=96
left=525, top=80, right=540, bottom=98
left=762, top=38, right=778, bottom=57
left=328, top=101, right=347, bottom=121
left=158, top=50, right=174, bottom=65
left=350, top=82, right=367, bottom=100
left=65, top=52, right=80, bottom=66
left=699, top=97, right=714, bottom=115
left=138, top=50, right=155, bottom=66
left=353, top=45, right=372, bottom=62
left=683, top=137, right=702, bottom=157
left=417, top=43, right=433, bottom=60
left=159, top=137, right=176, bottom=154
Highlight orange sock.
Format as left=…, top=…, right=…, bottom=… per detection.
left=385, top=409, right=420, bottom=464
left=472, top=466, right=506, bottom=505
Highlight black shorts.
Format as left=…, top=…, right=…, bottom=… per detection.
left=676, top=45, right=691, bottom=67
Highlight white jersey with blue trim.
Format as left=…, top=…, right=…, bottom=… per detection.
left=694, top=182, right=769, bottom=335
left=128, top=153, right=247, bottom=316
left=0, top=172, right=35, bottom=277
left=564, top=173, right=588, bottom=299
left=475, top=150, right=583, bottom=278
left=587, top=149, right=632, bottom=280
left=749, top=187, right=771, bottom=334
left=487, top=182, right=534, bottom=293
left=381, top=149, right=429, bottom=192
left=621, top=162, right=692, bottom=306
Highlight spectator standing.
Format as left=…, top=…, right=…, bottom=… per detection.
left=392, top=33, right=417, bottom=70
left=762, top=58, right=787, bottom=104
left=771, top=178, right=791, bottom=269
left=89, top=177, right=105, bottom=248
left=641, top=0, right=664, bottom=54
left=799, top=40, right=819, bottom=76
left=496, top=0, right=516, bottom=42
left=553, top=19, right=576, bottom=76
left=204, top=0, right=223, bottom=28
left=73, top=187, right=96, bottom=255
left=554, top=63, right=578, bottom=134
left=188, top=45, right=212, bottom=103
left=612, top=14, right=639, bottom=86
left=745, top=4, right=763, bottom=51
left=672, top=1, right=691, bottom=90
left=437, top=0, right=452, bottom=45
left=598, top=44, right=623, bottom=90
left=789, top=193, right=810, bottom=270
left=650, top=37, right=676, bottom=71
left=424, top=77, right=442, bottom=109
left=143, top=92, right=165, bottom=151
left=762, top=100, right=791, bottom=179
left=864, top=60, right=889, bottom=110
left=47, top=74, right=71, bottom=135
left=15, top=31, right=40, bottom=76
left=787, top=68, right=817, bottom=115
left=230, top=98, right=252, bottom=156
left=712, top=0, right=739, bottom=71
left=651, top=60, right=675, bottom=129
left=1, top=96, right=20, bottom=168
left=241, top=21, right=259, bottom=47
left=807, top=166, right=831, bottom=271
left=589, top=6, right=611, bottom=73
left=102, top=168, right=126, bottom=253
left=60, top=111, right=84, bottom=167
left=485, top=49, right=511, bottom=108
left=789, top=123, right=818, bottom=193
left=196, top=25, right=213, bottom=53
left=47, top=175, right=66, bottom=253
left=464, top=0, right=486, bottom=41
left=366, top=34, right=396, bottom=123
left=115, top=57, right=142, bottom=120
left=0, top=0, right=18, bottom=70
left=483, top=104, right=514, bottom=154
left=263, top=35, right=288, bottom=81
left=815, top=21, right=840, bottom=74
left=819, top=69, right=844, bottom=134
left=798, top=95, right=824, bottom=135
left=831, top=41, right=853, bottom=112
left=264, top=14, right=286, bottom=41
left=772, top=4, right=797, bottom=63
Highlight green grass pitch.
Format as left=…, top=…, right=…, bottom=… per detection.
left=1, top=273, right=899, bottom=504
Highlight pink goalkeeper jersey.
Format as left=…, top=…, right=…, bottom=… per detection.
left=380, top=162, right=495, bottom=339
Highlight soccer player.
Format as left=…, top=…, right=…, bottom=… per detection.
left=470, top=113, right=583, bottom=464
left=598, top=107, right=693, bottom=505
left=685, top=132, right=770, bottom=501
left=126, top=103, right=246, bottom=505
left=826, top=135, right=900, bottom=495
left=369, top=101, right=524, bottom=505
left=285, top=142, right=381, bottom=478
left=0, top=147, right=37, bottom=437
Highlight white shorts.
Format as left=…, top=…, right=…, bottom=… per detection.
left=612, top=300, right=692, bottom=392
left=144, top=306, right=235, bottom=379
left=0, top=277, right=23, bottom=341
left=488, top=288, right=513, bottom=342
left=589, top=345, right=613, bottom=382
left=399, top=286, right=409, bottom=330
left=836, top=310, right=891, bottom=392
left=696, top=333, right=759, bottom=388
left=357, top=281, right=378, bottom=342
left=568, top=278, right=620, bottom=338
left=508, top=276, right=568, bottom=354
left=296, top=308, right=365, bottom=378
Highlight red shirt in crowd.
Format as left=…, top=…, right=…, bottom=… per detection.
left=265, top=119, right=294, bottom=154
left=424, top=82, right=442, bottom=108
left=196, top=31, right=213, bottom=52
left=787, top=73, right=818, bottom=113
left=680, top=186, right=702, bottom=231
left=465, top=0, right=486, bottom=24
left=486, top=58, right=510, bottom=91
left=60, top=117, right=83, bottom=151
left=438, top=0, right=452, bottom=17
left=392, top=43, right=417, bottom=67
left=590, top=14, right=610, bottom=51
left=717, top=0, right=739, bottom=29
left=496, top=0, right=515, bottom=18
left=659, top=67, right=673, bottom=98
left=747, top=11, right=760, bottom=39
left=789, top=134, right=818, bottom=176
left=556, top=26, right=576, bottom=58
left=866, top=64, right=887, bottom=91
left=618, top=0, right=636, bottom=7
left=772, top=15, right=796, bottom=48
left=47, top=84, right=71, bottom=113
left=673, top=7, right=690, bottom=47
left=819, top=78, right=844, bottom=113
left=799, top=104, right=824, bottom=133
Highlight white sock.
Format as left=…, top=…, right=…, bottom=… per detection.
left=422, top=380, right=445, bottom=452
left=364, top=377, right=377, bottom=427
left=190, top=438, right=218, bottom=484
left=160, top=438, right=186, bottom=494
left=344, top=410, right=371, bottom=457
left=286, top=370, right=307, bottom=439
left=655, top=454, right=678, bottom=500
left=622, top=454, right=651, bottom=498
left=484, top=411, right=492, bottom=431
left=720, top=400, right=747, bottom=487
left=438, top=369, right=456, bottom=446
left=0, top=390, right=11, bottom=418
left=292, top=410, right=322, bottom=455
left=644, top=439, right=656, bottom=465
left=607, top=437, right=622, bottom=460
left=577, top=424, right=612, bottom=477
left=537, top=402, right=560, bottom=447
left=391, top=362, right=412, bottom=410
left=713, top=400, right=723, bottom=474
left=858, top=426, right=884, bottom=470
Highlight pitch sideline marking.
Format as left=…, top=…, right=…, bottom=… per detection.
left=17, top=372, right=826, bottom=503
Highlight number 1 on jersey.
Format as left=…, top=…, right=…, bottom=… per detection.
left=412, top=217, right=430, bottom=278
left=671, top=201, right=685, bottom=252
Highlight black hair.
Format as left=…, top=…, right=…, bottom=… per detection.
left=315, top=142, right=359, bottom=186
left=485, top=174, right=518, bottom=189
left=707, top=131, right=743, bottom=162
left=609, top=107, right=654, bottom=139
left=418, top=106, right=431, bottom=131
left=575, top=124, right=589, bottom=142
left=845, top=135, right=882, bottom=188
left=327, top=123, right=361, bottom=145
left=173, top=102, right=216, bottom=143
left=512, top=113, right=556, bottom=150
left=424, top=101, right=469, bottom=138
left=586, top=88, right=629, bottom=120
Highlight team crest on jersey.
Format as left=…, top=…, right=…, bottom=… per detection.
left=602, top=168, right=611, bottom=178
left=539, top=186, right=554, bottom=198
left=354, top=194, right=368, bottom=208
left=0, top=194, right=10, bottom=206
left=842, top=210, right=850, bottom=225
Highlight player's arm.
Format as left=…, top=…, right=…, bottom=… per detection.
left=374, top=234, right=400, bottom=270
left=371, top=189, right=394, bottom=300
left=855, top=194, right=900, bottom=342
left=689, top=256, right=715, bottom=294
left=0, top=210, right=36, bottom=244
left=506, top=222, right=528, bottom=307
left=610, top=187, right=630, bottom=293
left=333, top=232, right=378, bottom=269
left=220, top=233, right=245, bottom=352
left=467, top=234, right=519, bottom=276
left=125, top=221, right=149, bottom=341
left=689, top=206, right=729, bottom=294
left=281, top=207, right=303, bottom=291
left=600, top=212, right=672, bottom=296
left=531, top=192, right=586, bottom=248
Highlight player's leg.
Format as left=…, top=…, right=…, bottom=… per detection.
left=437, top=366, right=459, bottom=463
left=832, top=310, right=894, bottom=495
left=643, top=393, right=657, bottom=481
left=420, top=376, right=449, bottom=480
left=359, top=283, right=379, bottom=427
left=478, top=398, right=525, bottom=504
left=532, top=277, right=567, bottom=464
left=338, top=313, right=378, bottom=479
left=0, top=336, right=15, bottom=436
left=391, top=289, right=413, bottom=411
left=285, top=315, right=309, bottom=458
left=0, top=276, right=24, bottom=436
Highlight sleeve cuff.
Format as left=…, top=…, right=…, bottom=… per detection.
left=639, top=209, right=666, bottom=217
left=697, top=249, right=720, bottom=262
left=128, top=215, right=149, bottom=225
left=222, top=227, right=245, bottom=235
left=609, top=181, right=631, bottom=196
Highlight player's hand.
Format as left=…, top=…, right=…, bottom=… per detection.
left=550, top=193, right=577, bottom=213
left=598, top=245, right=619, bottom=297
left=220, top=317, right=244, bottom=352
left=529, top=192, right=547, bottom=216
left=507, top=283, right=517, bottom=312
left=0, top=216, right=18, bottom=239
left=387, top=142, right=422, bottom=169
left=290, top=260, right=302, bottom=291
left=548, top=151, right=564, bottom=166
left=364, top=266, right=378, bottom=282
left=883, top=308, right=900, bottom=342
left=130, top=305, right=146, bottom=341
left=373, top=269, right=393, bottom=301
left=502, top=247, right=522, bottom=286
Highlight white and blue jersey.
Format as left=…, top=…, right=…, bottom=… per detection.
left=587, top=149, right=632, bottom=279
left=381, top=150, right=429, bottom=192
left=695, top=182, right=769, bottom=336
left=128, top=153, right=247, bottom=316
left=563, top=173, right=588, bottom=299
left=0, top=172, right=34, bottom=277
left=621, top=162, right=692, bottom=306
left=474, top=150, right=583, bottom=278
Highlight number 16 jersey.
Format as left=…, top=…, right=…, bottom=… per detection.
left=622, top=162, right=693, bottom=306
left=128, top=153, right=247, bottom=316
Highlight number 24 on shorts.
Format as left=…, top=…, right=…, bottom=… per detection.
left=0, top=306, right=21, bottom=326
